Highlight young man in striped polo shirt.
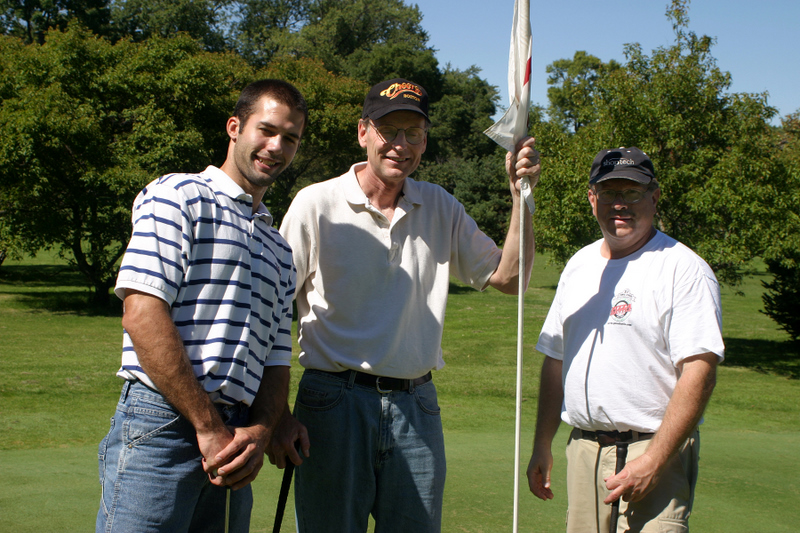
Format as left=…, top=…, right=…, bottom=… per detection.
left=96, top=79, right=310, bottom=533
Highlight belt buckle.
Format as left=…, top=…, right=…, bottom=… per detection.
left=375, top=377, right=392, bottom=394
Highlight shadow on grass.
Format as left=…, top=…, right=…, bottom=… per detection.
left=722, top=337, right=800, bottom=379
left=448, top=282, right=473, bottom=295
left=0, top=264, right=122, bottom=317
left=447, top=281, right=559, bottom=294
left=0, top=263, right=86, bottom=287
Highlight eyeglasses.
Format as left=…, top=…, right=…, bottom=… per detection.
left=592, top=187, right=652, bottom=205
left=368, top=120, right=427, bottom=145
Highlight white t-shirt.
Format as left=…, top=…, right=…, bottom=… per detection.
left=280, top=162, right=502, bottom=379
left=536, top=231, right=724, bottom=433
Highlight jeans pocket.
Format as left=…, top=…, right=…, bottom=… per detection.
left=123, top=397, right=182, bottom=447
left=98, top=416, right=115, bottom=486
left=413, top=381, right=441, bottom=415
left=295, top=374, right=346, bottom=412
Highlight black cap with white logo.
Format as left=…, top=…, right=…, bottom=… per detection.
left=589, top=147, right=655, bottom=184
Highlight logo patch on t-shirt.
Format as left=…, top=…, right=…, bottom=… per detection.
left=609, top=289, right=635, bottom=325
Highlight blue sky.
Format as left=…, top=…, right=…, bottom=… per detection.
left=411, top=0, right=799, bottom=125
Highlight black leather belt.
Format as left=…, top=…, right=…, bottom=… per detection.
left=580, top=429, right=654, bottom=446
left=314, top=369, right=432, bottom=393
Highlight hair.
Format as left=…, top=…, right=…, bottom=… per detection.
left=233, top=79, right=308, bottom=134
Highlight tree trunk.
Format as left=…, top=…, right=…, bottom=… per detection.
left=92, top=279, right=113, bottom=307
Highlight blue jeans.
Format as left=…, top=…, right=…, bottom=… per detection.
left=294, top=369, right=446, bottom=533
left=96, top=381, right=253, bottom=533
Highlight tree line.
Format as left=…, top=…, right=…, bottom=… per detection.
left=1, top=0, right=797, bottom=343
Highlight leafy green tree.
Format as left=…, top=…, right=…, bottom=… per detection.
left=534, top=0, right=782, bottom=287
left=0, top=25, right=370, bottom=300
left=424, top=65, right=498, bottom=163
left=230, top=0, right=308, bottom=67
left=527, top=106, right=601, bottom=263
left=546, top=51, right=620, bottom=133
left=762, top=252, right=800, bottom=343
left=1, top=0, right=111, bottom=43
left=232, top=0, right=442, bottom=93
left=760, top=111, right=800, bottom=342
left=0, top=26, right=252, bottom=304
left=108, top=0, right=230, bottom=50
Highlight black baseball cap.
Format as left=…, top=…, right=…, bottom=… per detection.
left=589, top=147, right=655, bottom=185
left=362, top=78, right=429, bottom=120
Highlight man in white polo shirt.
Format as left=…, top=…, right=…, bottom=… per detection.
left=275, top=78, right=541, bottom=532
left=96, top=79, right=310, bottom=533
left=526, top=147, right=724, bottom=532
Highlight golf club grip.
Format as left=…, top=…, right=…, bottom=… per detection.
left=615, top=442, right=629, bottom=473
left=609, top=442, right=630, bottom=532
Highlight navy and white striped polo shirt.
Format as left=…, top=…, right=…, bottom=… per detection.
left=115, top=166, right=296, bottom=406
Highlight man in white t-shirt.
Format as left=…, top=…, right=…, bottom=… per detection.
left=526, top=147, right=724, bottom=533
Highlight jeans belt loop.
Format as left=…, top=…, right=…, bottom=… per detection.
left=346, top=370, right=357, bottom=389
left=122, top=380, right=132, bottom=401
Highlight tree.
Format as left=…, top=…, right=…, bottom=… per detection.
left=229, top=0, right=308, bottom=67
left=546, top=51, right=621, bottom=133
left=534, top=0, right=783, bottom=286
left=0, top=0, right=532, bottom=296
left=0, top=26, right=252, bottom=304
left=424, top=65, right=498, bottom=163
left=108, top=0, right=230, bottom=51
left=1, top=0, right=111, bottom=43
left=0, top=25, right=370, bottom=301
left=231, top=0, right=442, bottom=93
left=762, top=253, right=800, bottom=343
left=760, top=111, right=800, bottom=342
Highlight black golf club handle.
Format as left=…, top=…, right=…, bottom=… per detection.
left=273, top=444, right=300, bottom=533
left=609, top=441, right=629, bottom=532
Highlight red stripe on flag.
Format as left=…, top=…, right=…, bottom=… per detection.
left=524, top=57, right=532, bottom=86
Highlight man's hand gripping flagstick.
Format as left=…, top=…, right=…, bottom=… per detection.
left=483, top=1, right=534, bottom=531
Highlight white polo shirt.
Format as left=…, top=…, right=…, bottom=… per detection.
left=280, top=162, right=502, bottom=379
left=115, top=166, right=295, bottom=406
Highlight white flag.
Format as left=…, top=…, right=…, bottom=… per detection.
left=484, top=0, right=534, bottom=213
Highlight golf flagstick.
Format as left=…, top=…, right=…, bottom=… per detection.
left=483, top=0, right=533, bottom=531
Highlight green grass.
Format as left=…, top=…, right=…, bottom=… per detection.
left=1, top=252, right=798, bottom=532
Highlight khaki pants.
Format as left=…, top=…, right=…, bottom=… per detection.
left=565, top=427, right=699, bottom=533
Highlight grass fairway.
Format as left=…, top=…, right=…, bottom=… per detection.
left=1, top=252, right=798, bottom=532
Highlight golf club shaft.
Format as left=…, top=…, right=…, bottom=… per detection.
left=224, top=486, right=230, bottom=533
left=609, top=441, right=629, bottom=532
left=273, top=459, right=296, bottom=533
